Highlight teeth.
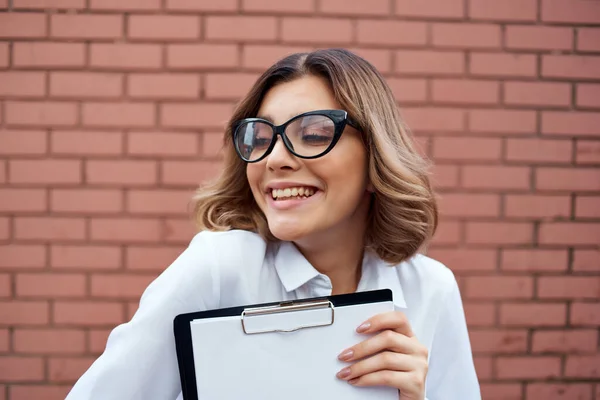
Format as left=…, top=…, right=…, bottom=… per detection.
left=271, top=186, right=317, bottom=200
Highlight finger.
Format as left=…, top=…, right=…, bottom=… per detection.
left=349, top=369, right=425, bottom=394
left=338, top=330, right=416, bottom=362
left=336, top=351, right=415, bottom=381
left=357, top=311, right=414, bottom=338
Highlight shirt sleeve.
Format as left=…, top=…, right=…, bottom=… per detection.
left=425, top=275, right=481, bottom=400
left=65, top=232, right=220, bottom=400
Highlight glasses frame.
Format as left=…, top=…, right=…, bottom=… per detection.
left=232, top=109, right=360, bottom=163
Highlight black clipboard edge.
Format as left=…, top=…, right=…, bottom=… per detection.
left=174, top=289, right=392, bottom=400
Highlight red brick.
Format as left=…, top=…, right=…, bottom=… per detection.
left=13, top=0, right=85, bottom=8
left=505, top=26, right=573, bottom=51
left=127, top=301, right=140, bottom=320
left=506, top=138, right=572, bottom=163
left=129, top=15, right=199, bottom=40
left=464, top=302, right=496, bottom=326
left=437, top=193, right=499, bottom=217
left=539, top=223, right=600, bottom=246
left=126, top=246, right=184, bottom=271
left=127, top=190, right=191, bottom=215
left=319, top=0, right=389, bottom=14
left=283, top=17, right=353, bottom=44
left=51, top=14, right=122, bottom=39
left=166, top=0, right=237, bottom=11
left=480, top=384, right=522, bottom=400
left=51, top=245, right=121, bottom=270
left=0, top=217, right=8, bottom=240
left=0, top=328, right=8, bottom=351
left=10, top=385, right=71, bottom=400
left=52, top=130, right=123, bottom=156
left=241, top=44, right=313, bottom=69
left=162, top=218, right=196, bottom=243
left=90, top=218, right=161, bottom=243
left=201, top=132, right=224, bottom=158
left=474, top=356, right=492, bottom=380
left=543, top=55, right=600, bottom=80
left=205, top=73, right=259, bottom=100
left=161, top=103, right=232, bottom=129
left=542, top=0, right=600, bottom=23
left=49, top=356, right=95, bottom=382
left=242, top=0, right=313, bottom=13
left=430, top=164, right=459, bottom=188
left=89, top=329, right=110, bottom=353
left=470, top=329, right=527, bottom=353
left=17, top=272, right=86, bottom=298
left=161, top=160, right=222, bottom=186
left=90, top=0, right=160, bottom=10
left=357, top=20, right=427, bottom=46
left=402, top=107, right=465, bottom=133
left=576, top=141, right=600, bottom=164
left=91, top=274, right=155, bottom=299
left=83, top=102, right=154, bottom=128
left=0, top=357, right=44, bottom=381
left=346, top=48, right=392, bottom=74
left=128, top=73, right=200, bottom=99
left=0, top=72, right=46, bottom=97
left=50, top=72, right=123, bottom=99
left=206, top=16, right=276, bottom=41
left=384, top=78, right=425, bottom=103
left=577, top=84, right=600, bottom=108
left=0, top=245, right=46, bottom=269
left=466, top=276, right=533, bottom=299
left=0, top=274, right=9, bottom=297
left=426, top=248, right=497, bottom=272
left=0, top=13, right=46, bottom=38
left=469, top=0, right=537, bottom=21
left=0, top=129, right=47, bottom=155
left=15, top=217, right=85, bottom=241
left=432, top=23, right=500, bottom=49
left=6, top=101, right=78, bottom=127
left=128, top=131, right=199, bottom=156
left=576, top=197, right=600, bottom=218
left=470, top=53, right=537, bottom=78
left=53, top=301, right=122, bottom=325
left=537, top=168, right=600, bottom=191
left=462, top=165, right=530, bottom=190
left=0, top=301, right=49, bottom=325
left=9, top=159, right=81, bottom=184
left=431, top=220, right=461, bottom=245
left=578, top=28, right=600, bottom=52
left=502, top=249, right=568, bottom=272
left=51, top=189, right=122, bottom=214
left=13, top=42, right=85, bottom=68
left=532, top=329, right=597, bottom=353
left=504, top=81, right=571, bottom=107
left=432, top=79, right=498, bottom=105
left=0, top=42, right=8, bottom=67
left=168, top=44, right=238, bottom=69
left=433, top=137, right=501, bottom=161
left=394, top=50, right=465, bottom=75
left=565, top=355, right=600, bottom=379
left=526, top=384, right=593, bottom=400
left=86, top=160, right=157, bottom=186
left=501, top=303, right=567, bottom=327
left=91, top=43, right=162, bottom=70
left=0, top=189, right=47, bottom=213
left=570, top=302, right=600, bottom=325
left=505, top=195, right=570, bottom=220
left=0, top=163, right=6, bottom=185
left=539, top=276, right=600, bottom=300
left=469, top=109, right=536, bottom=134
left=395, top=0, right=464, bottom=18
left=573, top=250, right=600, bottom=272
left=542, top=112, right=600, bottom=137
left=14, top=328, right=85, bottom=354
left=497, top=356, right=561, bottom=379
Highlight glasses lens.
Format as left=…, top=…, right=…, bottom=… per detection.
left=234, top=121, right=273, bottom=161
left=286, top=115, right=335, bottom=157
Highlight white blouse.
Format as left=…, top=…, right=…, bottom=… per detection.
left=65, top=230, right=481, bottom=400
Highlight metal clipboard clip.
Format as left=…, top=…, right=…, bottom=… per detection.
left=241, top=299, right=335, bottom=335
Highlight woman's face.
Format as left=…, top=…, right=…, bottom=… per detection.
left=246, top=75, right=372, bottom=245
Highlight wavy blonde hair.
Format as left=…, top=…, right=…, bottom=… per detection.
left=192, top=48, right=438, bottom=264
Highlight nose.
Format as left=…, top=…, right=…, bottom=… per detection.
left=265, top=136, right=301, bottom=172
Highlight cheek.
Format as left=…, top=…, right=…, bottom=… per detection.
left=245, top=164, right=264, bottom=200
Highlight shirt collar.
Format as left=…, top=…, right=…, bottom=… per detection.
left=272, top=242, right=407, bottom=309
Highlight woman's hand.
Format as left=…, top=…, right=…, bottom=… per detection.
left=336, top=311, right=428, bottom=400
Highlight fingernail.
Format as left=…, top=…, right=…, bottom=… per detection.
left=338, top=349, right=353, bottom=361
left=356, top=322, right=371, bottom=333
left=348, top=378, right=359, bottom=385
left=336, top=367, right=351, bottom=379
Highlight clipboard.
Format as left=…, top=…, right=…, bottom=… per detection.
left=174, top=289, right=399, bottom=400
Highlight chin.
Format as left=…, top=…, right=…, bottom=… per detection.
left=267, top=222, right=311, bottom=242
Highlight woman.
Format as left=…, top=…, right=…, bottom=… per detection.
left=66, top=49, right=480, bottom=399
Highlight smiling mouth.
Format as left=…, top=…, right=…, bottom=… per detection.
left=270, top=186, right=318, bottom=201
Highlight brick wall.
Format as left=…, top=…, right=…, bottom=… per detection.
left=0, top=1, right=599, bottom=399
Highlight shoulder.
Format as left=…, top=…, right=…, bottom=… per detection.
left=397, top=253, right=458, bottom=297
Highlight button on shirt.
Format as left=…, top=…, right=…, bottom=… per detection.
left=65, top=230, right=481, bottom=400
